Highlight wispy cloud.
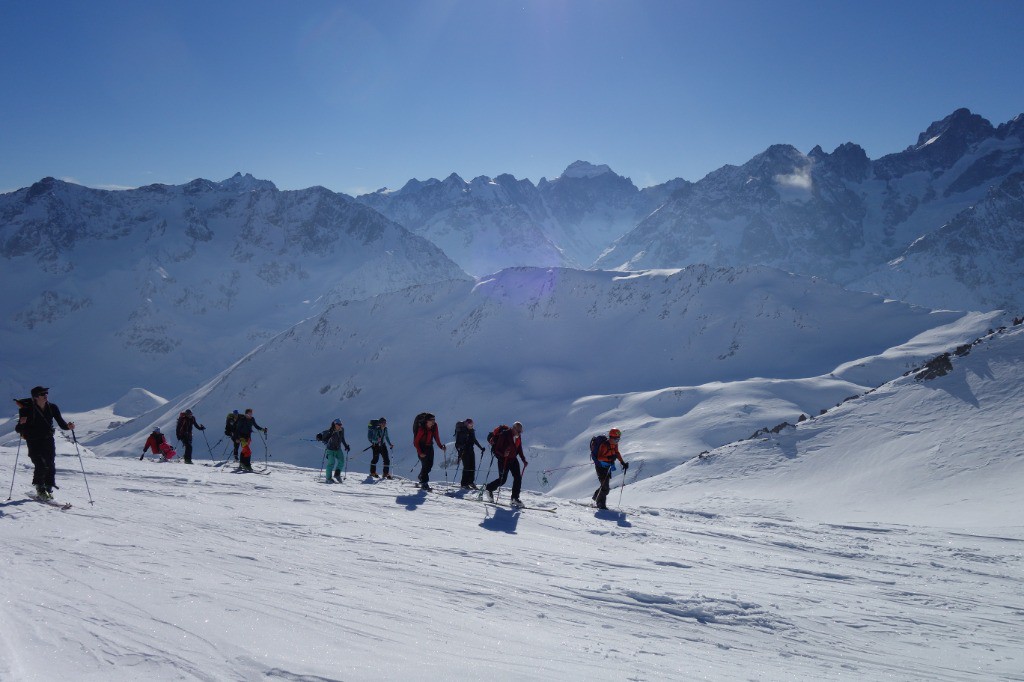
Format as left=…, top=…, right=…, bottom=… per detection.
left=774, top=168, right=813, bottom=191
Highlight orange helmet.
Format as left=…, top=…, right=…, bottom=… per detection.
left=609, top=428, right=621, bottom=439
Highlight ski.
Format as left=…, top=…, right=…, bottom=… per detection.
left=474, top=497, right=557, bottom=513
left=569, top=499, right=626, bottom=515
left=232, top=467, right=271, bottom=475
left=28, top=492, right=72, bottom=510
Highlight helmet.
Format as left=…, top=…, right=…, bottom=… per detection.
left=513, top=421, right=523, bottom=432
left=608, top=428, right=621, bottom=439
left=332, top=418, right=343, bottom=426
left=465, top=418, right=474, bottom=427
left=153, top=427, right=162, bottom=434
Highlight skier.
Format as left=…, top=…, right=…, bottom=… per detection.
left=484, top=421, right=527, bottom=507
left=233, top=408, right=267, bottom=472
left=175, top=409, right=206, bottom=464
left=225, top=410, right=241, bottom=461
left=413, top=413, right=445, bottom=491
left=14, top=386, right=75, bottom=500
left=454, top=418, right=486, bottom=489
left=592, top=428, right=629, bottom=510
left=317, top=419, right=351, bottom=483
left=367, top=417, right=394, bottom=479
left=142, top=428, right=176, bottom=461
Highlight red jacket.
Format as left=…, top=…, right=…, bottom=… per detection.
left=143, top=432, right=166, bottom=454
left=595, top=440, right=624, bottom=466
left=414, top=424, right=444, bottom=456
left=491, top=427, right=525, bottom=462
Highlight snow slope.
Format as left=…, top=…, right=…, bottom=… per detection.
left=79, top=266, right=992, bottom=491
left=1, top=352, right=1021, bottom=681
left=635, top=323, right=1024, bottom=530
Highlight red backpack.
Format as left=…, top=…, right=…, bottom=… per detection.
left=488, top=425, right=516, bottom=459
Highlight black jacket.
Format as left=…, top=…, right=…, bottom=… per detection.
left=233, top=415, right=264, bottom=440
left=319, top=426, right=350, bottom=452
left=16, top=400, right=70, bottom=441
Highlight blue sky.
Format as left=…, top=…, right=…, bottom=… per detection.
left=2, top=0, right=1022, bottom=195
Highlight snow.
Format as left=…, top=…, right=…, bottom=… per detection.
left=2, top=316, right=1022, bottom=680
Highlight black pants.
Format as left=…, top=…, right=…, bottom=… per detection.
left=370, top=443, right=390, bottom=474
left=231, top=437, right=240, bottom=460
left=27, top=438, right=57, bottom=489
left=418, top=447, right=434, bottom=485
left=593, top=463, right=614, bottom=507
left=182, top=436, right=194, bottom=462
left=458, top=447, right=476, bottom=486
left=486, top=458, right=522, bottom=499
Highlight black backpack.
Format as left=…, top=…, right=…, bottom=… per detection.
left=454, top=421, right=470, bottom=449
left=176, top=412, right=189, bottom=441
left=589, top=434, right=609, bottom=463
left=413, top=412, right=434, bottom=436
left=224, top=412, right=238, bottom=437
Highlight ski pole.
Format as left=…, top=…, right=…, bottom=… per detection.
left=452, top=448, right=462, bottom=487
left=342, top=449, right=350, bottom=482
left=258, top=429, right=270, bottom=468
left=479, top=449, right=495, bottom=499
left=71, top=430, right=94, bottom=505
left=617, top=467, right=627, bottom=508
left=6, top=437, right=21, bottom=501
left=201, top=430, right=219, bottom=463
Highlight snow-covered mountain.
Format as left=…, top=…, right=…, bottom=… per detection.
left=357, top=162, right=687, bottom=275
left=596, top=109, right=1024, bottom=310
left=853, top=170, right=1024, bottom=312
left=0, top=174, right=469, bottom=405
left=357, top=172, right=568, bottom=274
left=84, top=266, right=1000, bottom=492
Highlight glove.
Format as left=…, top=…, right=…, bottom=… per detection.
left=622, top=461, right=630, bottom=471
left=345, top=446, right=351, bottom=452
left=263, top=428, right=269, bottom=434
left=315, top=433, right=323, bottom=442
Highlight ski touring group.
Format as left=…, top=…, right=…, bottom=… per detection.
left=10, top=386, right=631, bottom=512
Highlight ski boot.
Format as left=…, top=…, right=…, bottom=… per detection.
left=334, top=470, right=342, bottom=482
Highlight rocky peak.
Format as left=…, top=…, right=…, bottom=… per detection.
left=914, top=108, right=993, bottom=149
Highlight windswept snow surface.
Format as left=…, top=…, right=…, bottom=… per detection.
left=1, top=322, right=1022, bottom=682
left=0, top=451, right=1020, bottom=681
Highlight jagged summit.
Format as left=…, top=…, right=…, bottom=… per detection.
left=218, top=172, right=277, bottom=192
left=913, top=107, right=993, bottom=150
left=560, top=160, right=614, bottom=179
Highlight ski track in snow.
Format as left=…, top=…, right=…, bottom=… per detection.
left=1, top=453, right=1021, bottom=681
